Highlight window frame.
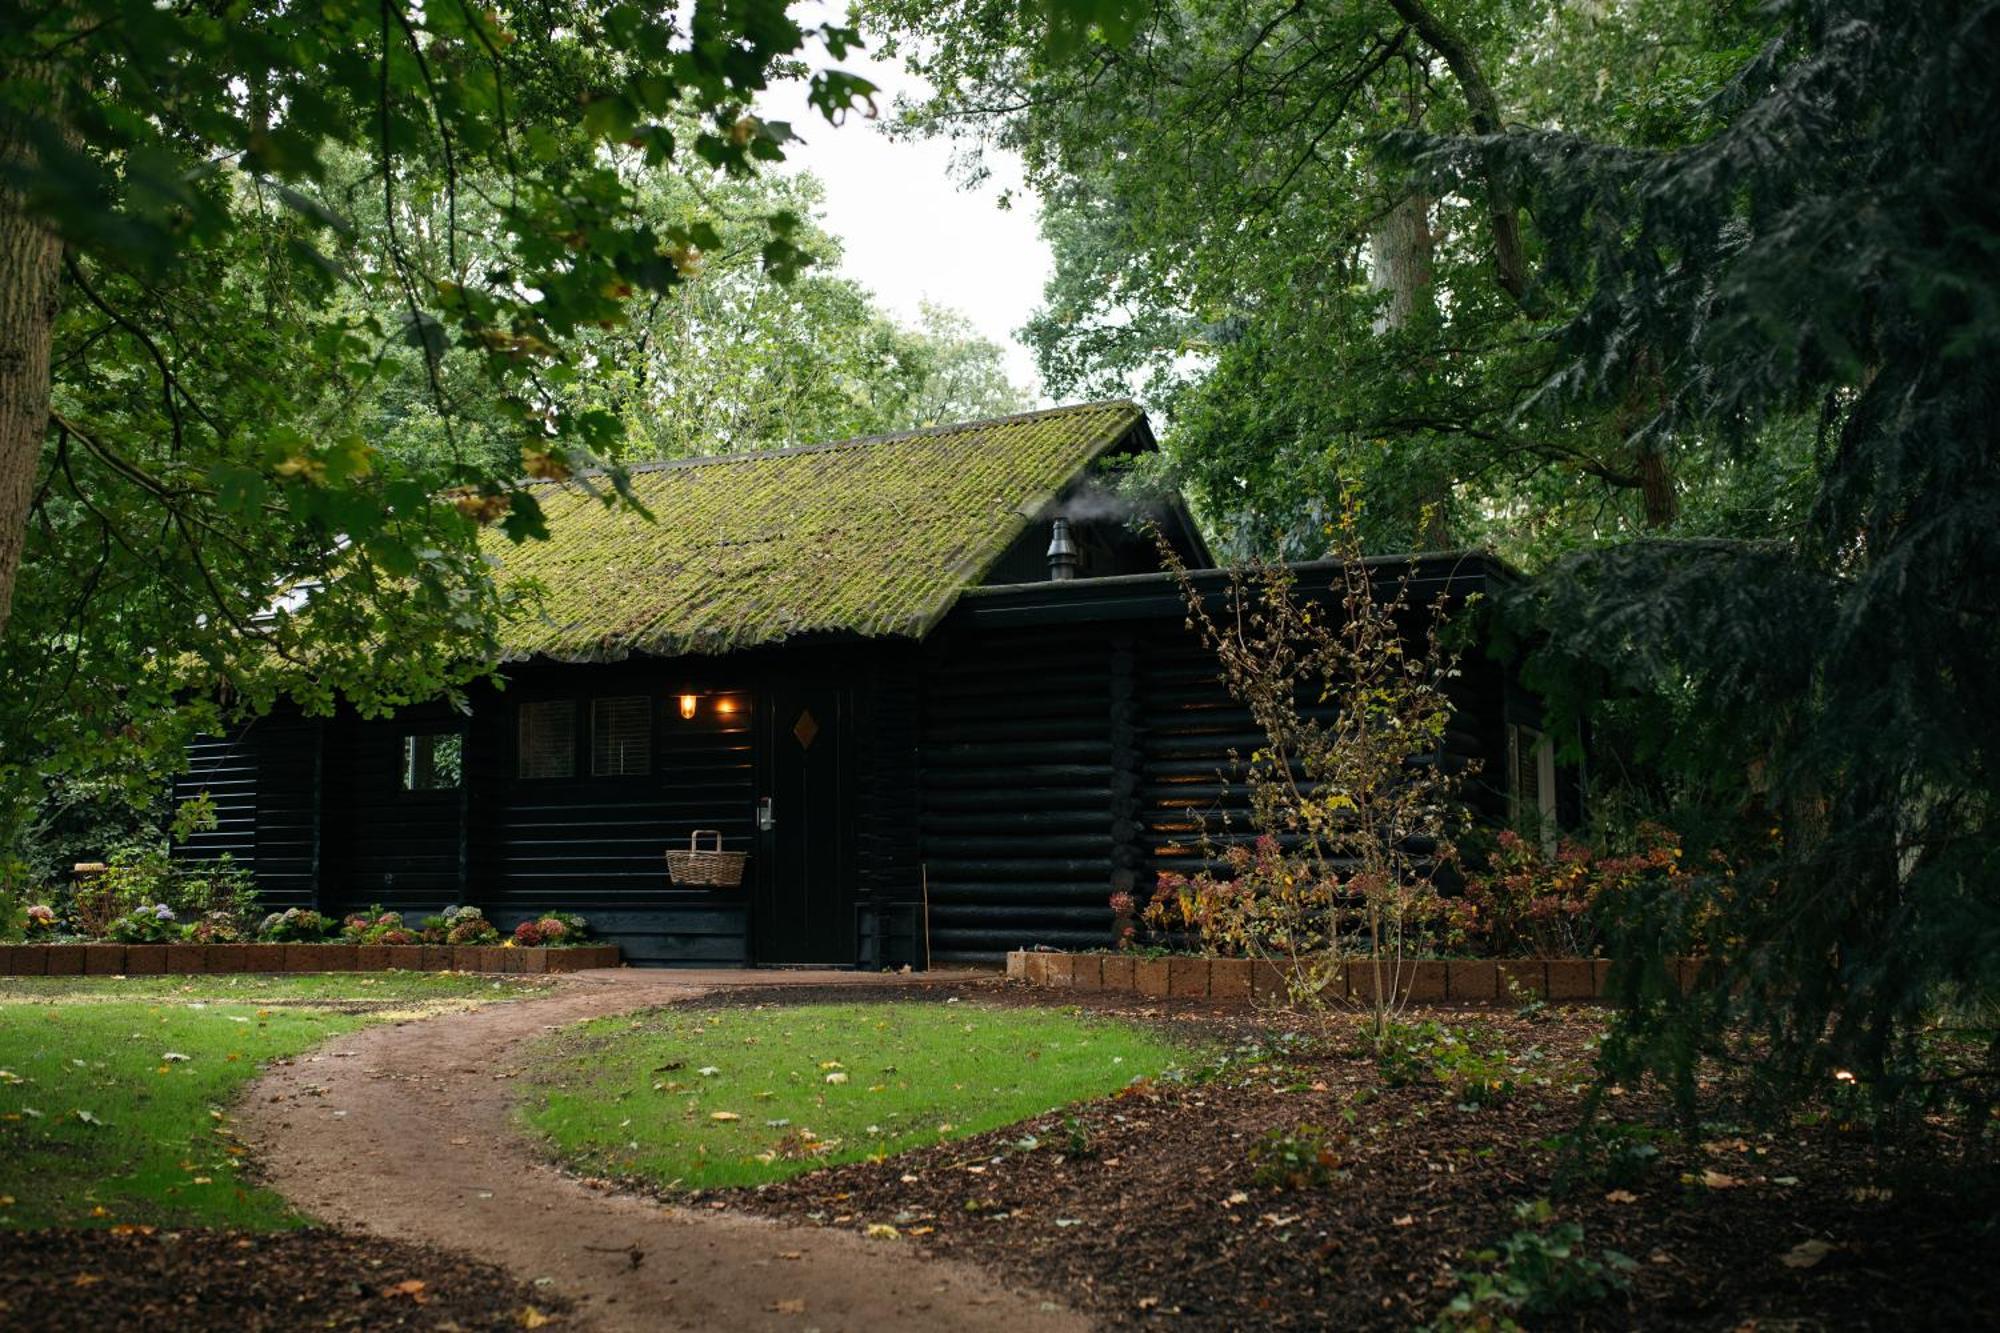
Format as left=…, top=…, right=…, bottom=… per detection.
left=517, top=699, right=579, bottom=780
left=590, top=694, right=655, bottom=778
left=399, top=730, right=466, bottom=794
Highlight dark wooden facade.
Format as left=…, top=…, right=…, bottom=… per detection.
left=175, top=550, right=1561, bottom=968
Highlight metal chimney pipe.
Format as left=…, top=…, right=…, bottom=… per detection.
left=1046, top=517, right=1078, bottom=581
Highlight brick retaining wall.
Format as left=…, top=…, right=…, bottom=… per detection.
left=1007, top=951, right=1705, bottom=1003
left=0, top=943, right=620, bottom=976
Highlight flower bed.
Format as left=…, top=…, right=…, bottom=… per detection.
left=1006, top=951, right=1707, bottom=1003
left=0, top=942, right=619, bottom=977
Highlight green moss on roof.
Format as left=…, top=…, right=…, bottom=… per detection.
left=486, top=401, right=1147, bottom=661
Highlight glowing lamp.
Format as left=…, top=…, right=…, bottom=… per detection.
left=678, top=693, right=698, bottom=720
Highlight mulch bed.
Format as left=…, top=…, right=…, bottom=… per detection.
left=0, top=1227, right=570, bottom=1331
left=695, top=984, right=1996, bottom=1330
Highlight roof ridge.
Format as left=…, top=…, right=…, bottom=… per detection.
left=515, top=399, right=1142, bottom=490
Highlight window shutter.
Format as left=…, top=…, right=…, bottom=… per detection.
left=518, top=701, right=576, bottom=779
left=592, top=696, right=653, bottom=776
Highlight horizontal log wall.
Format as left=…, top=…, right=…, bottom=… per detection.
left=172, top=716, right=319, bottom=912
left=917, top=628, right=1118, bottom=963
left=920, top=559, right=1513, bottom=965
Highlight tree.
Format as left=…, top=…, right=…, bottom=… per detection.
left=863, top=0, right=1776, bottom=556
left=1423, top=0, right=2000, bottom=1117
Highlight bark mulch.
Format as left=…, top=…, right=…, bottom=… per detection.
left=702, top=986, right=1996, bottom=1330
left=0, top=1227, right=571, bottom=1331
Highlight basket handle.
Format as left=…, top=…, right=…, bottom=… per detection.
left=689, top=829, right=723, bottom=852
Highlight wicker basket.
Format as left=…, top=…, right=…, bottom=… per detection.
left=666, top=830, right=748, bottom=888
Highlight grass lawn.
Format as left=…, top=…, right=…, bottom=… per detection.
left=0, top=971, right=551, bottom=1004
left=0, top=973, right=542, bottom=1230
left=520, top=1000, right=1196, bottom=1191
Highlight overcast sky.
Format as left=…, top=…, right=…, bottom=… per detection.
left=759, top=9, right=1053, bottom=400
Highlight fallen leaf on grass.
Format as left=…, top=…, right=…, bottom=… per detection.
left=1781, top=1239, right=1837, bottom=1270
left=825, top=1072, right=849, bottom=1085
left=709, top=1111, right=740, bottom=1122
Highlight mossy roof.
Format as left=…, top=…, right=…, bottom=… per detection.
left=487, top=400, right=1150, bottom=662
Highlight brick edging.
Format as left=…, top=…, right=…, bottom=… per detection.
left=0, top=942, right=621, bottom=976
left=1005, top=950, right=1707, bottom=1004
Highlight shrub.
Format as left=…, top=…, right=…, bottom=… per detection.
left=105, top=902, right=179, bottom=943
left=1378, top=1021, right=1519, bottom=1108
left=185, top=910, right=246, bottom=944
left=22, top=903, right=59, bottom=939
left=1459, top=823, right=1721, bottom=960
left=1157, top=502, right=1476, bottom=1046
left=1248, top=1123, right=1348, bottom=1190
left=1433, top=1200, right=1635, bottom=1330
left=257, top=906, right=332, bottom=942
left=441, top=905, right=499, bottom=946
left=340, top=907, right=409, bottom=944
left=513, top=911, right=590, bottom=947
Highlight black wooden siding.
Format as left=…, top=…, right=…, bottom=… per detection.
left=914, top=555, right=1517, bottom=963
left=916, top=627, right=1118, bottom=962
left=172, top=716, right=319, bottom=912
left=171, top=554, right=1532, bottom=969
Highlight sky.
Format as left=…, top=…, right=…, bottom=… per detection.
left=759, top=10, right=1054, bottom=400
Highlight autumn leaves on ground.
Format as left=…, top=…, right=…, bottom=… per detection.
left=7, top=975, right=1993, bottom=1331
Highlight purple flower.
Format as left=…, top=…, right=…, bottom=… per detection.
left=152, top=904, right=175, bottom=921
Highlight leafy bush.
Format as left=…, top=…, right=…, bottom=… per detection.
left=1458, top=823, right=1733, bottom=960
left=184, top=910, right=246, bottom=944
left=105, top=902, right=180, bottom=943
left=512, top=911, right=591, bottom=947
left=340, top=907, right=414, bottom=945
left=257, top=907, right=332, bottom=942
left=438, top=905, right=499, bottom=946
left=1248, top=1123, right=1348, bottom=1189
left=65, top=844, right=259, bottom=941
left=22, top=903, right=59, bottom=939
left=1433, top=1200, right=1636, bottom=1330
left=1377, top=1021, right=1519, bottom=1109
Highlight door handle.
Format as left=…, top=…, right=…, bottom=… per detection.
left=756, top=797, right=775, bottom=831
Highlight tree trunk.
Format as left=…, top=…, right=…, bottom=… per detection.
left=1369, top=190, right=1434, bottom=336
left=0, top=112, right=64, bottom=644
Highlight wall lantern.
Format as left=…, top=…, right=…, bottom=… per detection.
left=714, top=696, right=737, bottom=717
left=678, top=693, right=699, bottom=720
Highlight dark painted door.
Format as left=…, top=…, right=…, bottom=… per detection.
left=755, top=685, right=850, bottom=963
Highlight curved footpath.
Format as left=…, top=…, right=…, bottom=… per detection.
left=238, top=969, right=1088, bottom=1333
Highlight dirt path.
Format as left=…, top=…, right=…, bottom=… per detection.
left=238, top=969, right=1088, bottom=1333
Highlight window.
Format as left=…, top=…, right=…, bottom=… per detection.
left=401, top=733, right=463, bottom=791
left=1506, top=723, right=1558, bottom=849
left=518, top=701, right=576, bottom=779
left=592, top=696, right=653, bottom=776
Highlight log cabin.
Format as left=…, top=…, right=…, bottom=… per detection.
left=172, top=402, right=1568, bottom=967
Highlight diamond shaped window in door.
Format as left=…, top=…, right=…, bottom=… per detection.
left=792, top=708, right=820, bottom=750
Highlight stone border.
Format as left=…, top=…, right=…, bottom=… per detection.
left=0, top=942, right=620, bottom=977
left=1007, top=951, right=1707, bottom=1004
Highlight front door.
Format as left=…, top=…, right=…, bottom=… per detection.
left=754, top=685, right=850, bottom=963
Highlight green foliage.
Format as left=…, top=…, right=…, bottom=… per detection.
left=1376, top=1021, right=1517, bottom=1109
left=521, top=1001, right=1189, bottom=1191
left=865, top=0, right=1781, bottom=556
left=1430, top=0, right=2000, bottom=1119
left=1247, top=1123, right=1348, bottom=1189
left=1433, top=1200, right=1636, bottom=1330
left=255, top=907, right=334, bottom=943
left=1158, top=505, right=1475, bottom=1041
